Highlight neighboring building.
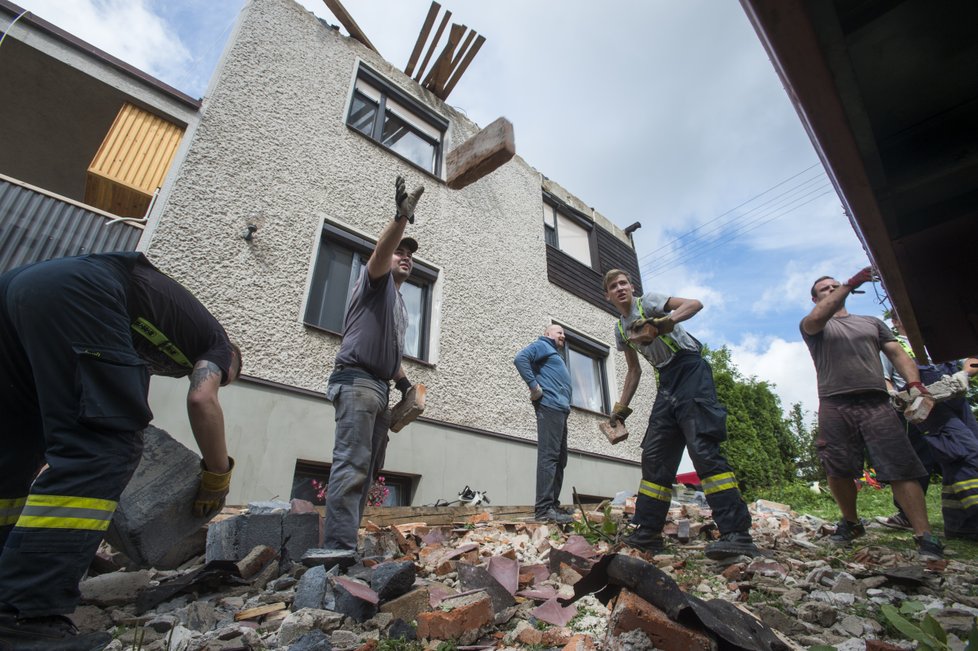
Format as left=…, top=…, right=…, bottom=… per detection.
left=741, top=0, right=978, bottom=363
left=139, top=0, right=653, bottom=507
left=0, top=0, right=199, bottom=270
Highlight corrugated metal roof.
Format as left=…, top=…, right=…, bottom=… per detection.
left=0, top=176, right=141, bottom=273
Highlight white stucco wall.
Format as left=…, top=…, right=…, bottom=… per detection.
left=141, top=0, right=659, bottom=502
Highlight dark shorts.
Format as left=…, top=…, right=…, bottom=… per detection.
left=816, top=392, right=926, bottom=482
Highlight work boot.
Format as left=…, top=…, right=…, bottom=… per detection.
left=0, top=612, right=111, bottom=650
left=915, top=532, right=944, bottom=561
left=705, top=531, right=760, bottom=560
left=622, top=526, right=665, bottom=554
left=535, top=508, right=573, bottom=524
left=875, top=512, right=912, bottom=531
left=827, top=519, right=866, bottom=544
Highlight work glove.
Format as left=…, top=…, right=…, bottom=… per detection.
left=395, top=175, right=425, bottom=224
left=652, top=316, right=675, bottom=335
left=609, top=402, right=632, bottom=427
left=844, top=266, right=875, bottom=290
left=395, top=377, right=412, bottom=400
left=903, top=382, right=934, bottom=424
left=194, top=457, right=234, bottom=517
left=529, top=385, right=544, bottom=402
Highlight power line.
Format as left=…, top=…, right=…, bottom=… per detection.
left=638, top=173, right=828, bottom=267
left=642, top=189, right=834, bottom=277
left=638, top=162, right=821, bottom=263
left=642, top=183, right=833, bottom=276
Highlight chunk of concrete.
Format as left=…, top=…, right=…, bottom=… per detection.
left=369, top=560, right=416, bottom=602
left=445, top=117, right=515, bottom=190
left=332, top=576, right=379, bottom=623
left=105, top=426, right=212, bottom=568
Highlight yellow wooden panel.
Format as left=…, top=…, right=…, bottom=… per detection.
left=87, top=103, right=184, bottom=200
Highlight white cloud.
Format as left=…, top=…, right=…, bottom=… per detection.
left=727, top=335, right=818, bottom=418
left=15, top=0, right=192, bottom=89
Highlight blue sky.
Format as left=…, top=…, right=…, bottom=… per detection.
left=9, top=0, right=891, bottom=418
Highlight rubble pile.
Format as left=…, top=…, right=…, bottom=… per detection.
left=76, top=496, right=978, bottom=651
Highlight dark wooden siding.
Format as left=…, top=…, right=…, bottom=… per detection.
left=546, top=225, right=642, bottom=316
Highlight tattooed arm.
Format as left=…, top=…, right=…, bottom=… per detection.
left=187, top=359, right=230, bottom=473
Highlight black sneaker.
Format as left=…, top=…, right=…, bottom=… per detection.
left=535, top=508, right=573, bottom=524
left=875, top=512, right=913, bottom=531
left=623, top=526, right=665, bottom=554
left=915, top=532, right=944, bottom=561
left=705, top=531, right=760, bottom=560
left=0, top=612, right=111, bottom=650
left=828, top=519, right=866, bottom=544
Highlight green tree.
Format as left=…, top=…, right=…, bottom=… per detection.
left=702, top=346, right=795, bottom=491
left=788, top=402, right=823, bottom=481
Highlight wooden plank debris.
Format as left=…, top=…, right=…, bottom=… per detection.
left=442, top=34, right=486, bottom=99
left=405, top=1, right=440, bottom=77
left=321, top=0, right=378, bottom=54
left=415, top=9, right=452, bottom=82
left=234, top=602, right=287, bottom=621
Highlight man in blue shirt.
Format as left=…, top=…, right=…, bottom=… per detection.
left=514, top=325, right=574, bottom=524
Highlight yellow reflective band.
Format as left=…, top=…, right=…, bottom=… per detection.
left=16, top=494, right=117, bottom=531
left=131, top=317, right=193, bottom=369
left=15, top=516, right=112, bottom=532
left=0, top=497, right=26, bottom=527
left=950, top=477, right=978, bottom=492
left=26, top=494, right=117, bottom=512
left=702, top=472, right=739, bottom=495
left=638, top=480, right=672, bottom=502
left=942, top=498, right=963, bottom=509
left=961, top=494, right=978, bottom=509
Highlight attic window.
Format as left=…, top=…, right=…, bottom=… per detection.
left=347, top=66, right=447, bottom=176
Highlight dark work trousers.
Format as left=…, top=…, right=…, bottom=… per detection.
left=633, top=351, right=751, bottom=535
left=323, top=376, right=390, bottom=551
left=534, top=404, right=569, bottom=515
left=918, top=399, right=978, bottom=537
left=0, top=257, right=147, bottom=616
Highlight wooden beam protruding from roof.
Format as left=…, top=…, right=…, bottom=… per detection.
left=407, top=3, right=485, bottom=101
left=321, top=0, right=378, bottom=54
left=414, top=7, right=452, bottom=83
left=405, top=1, right=440, bottom=77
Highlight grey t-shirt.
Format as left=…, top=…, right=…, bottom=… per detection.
left=801, top=314, right=895, bottom=398
left=333, top=268, right=408, bottom=381
left=614, top=291, right=700, bottom=368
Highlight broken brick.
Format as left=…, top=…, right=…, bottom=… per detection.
left=416, top=591, right=493, bottom=641
left=235, top=545, right=278, bottom=580
left=607, top=589, right=716, bottom=651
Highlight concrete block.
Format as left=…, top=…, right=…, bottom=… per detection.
left=369, top=560, right=416, bottom=602
left=283, top=512, right=322, bottom=562
left=445, top=117, right=515, bottom=190
left=293, top=565, right=329, bottom=611
left=105, top=426, right=211, bottom=567
left=205, top=512, right=282, bottom=563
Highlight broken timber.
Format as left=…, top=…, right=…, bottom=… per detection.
left=407, top=1, right=485, bottom=100
left=321, top=0, right=378, bottom=54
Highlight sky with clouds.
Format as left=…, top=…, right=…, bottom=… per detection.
left=9, top=0, right=892, bottom=419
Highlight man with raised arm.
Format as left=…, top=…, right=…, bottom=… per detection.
left=603, top=269, right=758, bottom=559
left=0, top=252, right=241, bottom=647
left=322, top=176, right=424, bottom=556
left=801, top=267, right=943, bottom=560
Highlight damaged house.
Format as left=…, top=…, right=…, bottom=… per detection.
left=0, top=0, right=653, bottom=508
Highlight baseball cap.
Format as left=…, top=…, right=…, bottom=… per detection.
left=398, top=237, right=419, bottom=254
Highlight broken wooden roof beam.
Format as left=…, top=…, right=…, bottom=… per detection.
left=405, top=1, right=440, bottom=78
left=413, top=6, right=452, bottom=83
left=321, top=0, right=378, bottom=54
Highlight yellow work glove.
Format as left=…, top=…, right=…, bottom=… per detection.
left=609, top=402, right=633, bottom=427
left=194, top=457, right=234, bottom=517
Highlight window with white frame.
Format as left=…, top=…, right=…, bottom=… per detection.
left=560, top=327, right=610, bottom=413
left=304, top=223, right=437, bottom=361
left=543, top=201, right=593, bottom=267
left=347, top=66, right=448, bottom=176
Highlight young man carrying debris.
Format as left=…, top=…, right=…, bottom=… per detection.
left=0, top=252, right=241, bottom=648
left=322, top=176, right=425, bottom=557
left=603, top=269, right=759, bottom=559
left=879, top=314, right=978, bottom=540
left=514, top=324, right=574, bottom=524
left=801, top=268, right=943, bottom=560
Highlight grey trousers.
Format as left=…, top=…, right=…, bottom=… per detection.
left=323, top=379, right=390, bottom=550
left=535, top=404, right=569, bottom=515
